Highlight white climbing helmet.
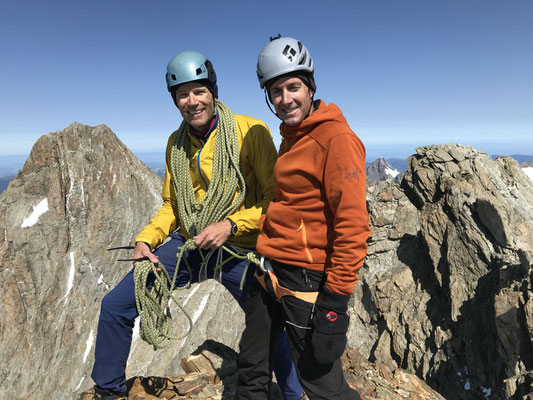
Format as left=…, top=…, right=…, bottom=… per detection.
left=256, top=35, right=314, bottom=89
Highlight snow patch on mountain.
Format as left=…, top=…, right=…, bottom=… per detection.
left=385, top=166, right=400, bottom=179
left=21, top=198, right=48, bottom=228
left=523, top=166, right=533, bottom=181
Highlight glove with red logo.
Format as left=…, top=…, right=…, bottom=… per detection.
left=310, top=288, right=351, bottom=364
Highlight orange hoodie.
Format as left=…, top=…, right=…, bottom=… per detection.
left=256, top=100, right=370, bottom=295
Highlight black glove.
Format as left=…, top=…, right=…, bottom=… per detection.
left=310, top=289, right=351, bottom=364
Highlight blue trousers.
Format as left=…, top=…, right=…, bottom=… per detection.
left=91, top=232, right=303, bottom=399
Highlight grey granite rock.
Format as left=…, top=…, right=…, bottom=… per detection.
left=358, top=144, right=533, bottom=399
left=3, top=131, right=532, bottom=400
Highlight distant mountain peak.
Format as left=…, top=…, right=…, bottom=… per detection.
left=367, top=157, right=402, bottom=183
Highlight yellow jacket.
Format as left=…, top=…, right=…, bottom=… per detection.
left=136, top=114, right=277, bottom=249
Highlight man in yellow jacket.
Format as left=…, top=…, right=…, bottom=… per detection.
left=90, top=51, right=304, bottom=400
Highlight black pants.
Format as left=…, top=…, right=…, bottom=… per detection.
left=236, top=261, right=360, bottom=400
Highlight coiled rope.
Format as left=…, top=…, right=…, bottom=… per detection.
left=133, top=101, right=261, bottom=349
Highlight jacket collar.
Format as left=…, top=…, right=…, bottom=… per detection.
left=188, top=112, right=219, bottom=141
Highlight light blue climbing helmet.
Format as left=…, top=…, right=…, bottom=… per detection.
left=166, top=51, right=218, bottom=98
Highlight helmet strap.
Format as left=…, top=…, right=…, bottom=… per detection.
left=303, top=97, right=316, bottom=120
left=264, top=88, right=282, bottom=121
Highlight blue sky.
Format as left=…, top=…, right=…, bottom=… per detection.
left=1, top=0, right=532, bottom=161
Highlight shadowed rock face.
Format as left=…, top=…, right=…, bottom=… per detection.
left=2, top=129, right=532, bottom=400
left=357, top=144, right=533, bottom=399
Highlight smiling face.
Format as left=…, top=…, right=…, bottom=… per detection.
left=175, top=81, right=215, bottom=132
left=268, top=76, right=314, bottom=126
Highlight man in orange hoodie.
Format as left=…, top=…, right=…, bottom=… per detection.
left=236, top=36, right=370, bottom=400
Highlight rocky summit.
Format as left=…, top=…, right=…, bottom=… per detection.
left=1, top=125, right=532, bottom=400
left=360, top=144, right=533, bottom=399
left=0, top=123, right=163, bottom=399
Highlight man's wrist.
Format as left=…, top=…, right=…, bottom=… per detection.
left=319, top=288, right=350, bottom=312
left=227, top=219, right=238, bottom=236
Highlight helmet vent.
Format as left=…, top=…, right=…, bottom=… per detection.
left=298, top=52, right=307, bottom=65
left=195, top=68, right=203, bottom=76
left=171, top=74, right=177, bottom=80
left=282, top=45, right=297, bottom=62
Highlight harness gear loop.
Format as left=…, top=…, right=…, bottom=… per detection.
left=133, top=100, right=252, bottom=350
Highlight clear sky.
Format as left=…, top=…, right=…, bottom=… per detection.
left=1, top=0, right=532, bottom=161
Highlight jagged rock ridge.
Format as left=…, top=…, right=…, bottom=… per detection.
left=356, top=144, right=533, bottom=399
left=2, top=126, right=532, bottom=399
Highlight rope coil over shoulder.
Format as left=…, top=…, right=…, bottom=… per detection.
left=131, top=100, right=317, bottom=349
left=133, top=101, right=262, bottom=349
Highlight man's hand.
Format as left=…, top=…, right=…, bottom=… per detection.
left=311, top=289, right=351, bottom=364
left=194, top=220, right=233, bottom=250
left=133, top=241, right=159, bottom=266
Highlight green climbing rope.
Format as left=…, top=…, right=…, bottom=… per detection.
left=171, top=100, right=246, bottom=236
left=133, top=101, right=259, bottom=349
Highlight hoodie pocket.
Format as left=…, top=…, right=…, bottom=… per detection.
left=262, top=202, right=300, bottom=236
left=263, top=203, right=315, bottom=263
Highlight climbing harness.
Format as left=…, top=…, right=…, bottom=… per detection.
left=254, top=257, right=319, bottom=304
left=131, top=100, right=262, bottom=349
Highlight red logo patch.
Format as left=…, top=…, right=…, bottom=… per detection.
left=326, top=311, right=338, bottom=322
